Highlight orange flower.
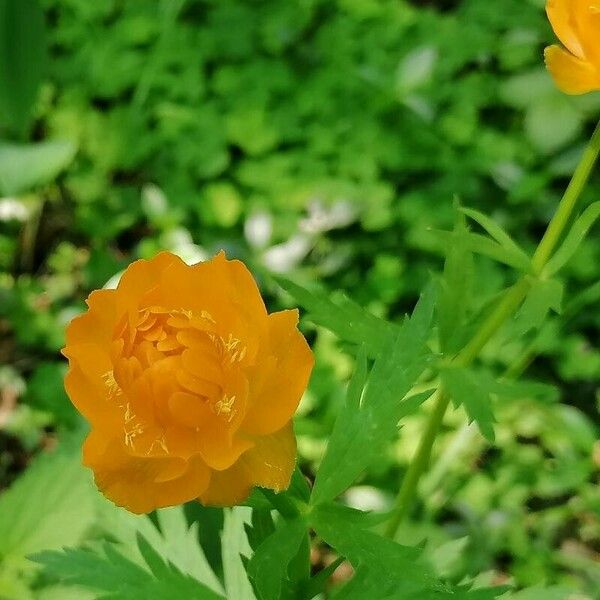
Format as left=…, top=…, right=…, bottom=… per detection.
left=63, top=251, right=313, bottom=514
left=545, top=0, right=600, bottom=95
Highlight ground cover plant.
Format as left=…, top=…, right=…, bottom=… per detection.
left=0, top=0, right=599, bottom=598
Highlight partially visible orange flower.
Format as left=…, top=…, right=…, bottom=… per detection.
left=63, top=251, right=313, bottom=514
left=545, top=0, right=600, bottom=95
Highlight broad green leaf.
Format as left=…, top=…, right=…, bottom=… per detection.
left=0, top=0, right=47, bottom=133
left=246, top=518, right=307, bottom=600
left=442, top=367, right=496, bottom=442
left=545, top=201, right=600, bottom=276
left=32, top=541, right=225, bottom=600
left=0, top=140, right=76, bottom=195
left=459, top=207, right=530, bottom=269
left=221, top=508, right=256, bottom=600
left=512, top=278, right=563, bottom=336
left=276, top=276, right=399, bottom=359
left=311, top=285, right=436, bottom=505
left=0, top=442, right=95, bottom=573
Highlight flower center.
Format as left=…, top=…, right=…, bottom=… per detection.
left=103, top=306, right=248, bottom=453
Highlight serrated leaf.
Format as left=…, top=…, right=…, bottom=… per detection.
left=32, top=541, right=225, bottom=600
left=0, top=140, right=77, bottom=195
left=0, top=0, right=47, bottom=134
left=311, top=285, right=436, bottom=505
left=222, top=508, right=256, bottom=600
left=312, top=504, right=505, bottom=599
left=276, top=276, right=399, bottom=358
left=545, top=201, right=600, bottom=276
left=513, top=278, right=563, bottom=336
left=94, top=504, right=223, bottom=595
left=246, top=518, right=307, bottom=600
left=442, top=367, right=496, bottom=442
left=310, top=504, right=431, bottom=599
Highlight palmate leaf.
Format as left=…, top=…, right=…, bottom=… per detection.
left=95, top=503, right=223, bottom=595
left=441, top=367, right=557, bottom=442
left=311, top=285, right=436, bottom=505
left=32, top=538, right=225, bottom=600
left=276, top=276, right=400, bottom=358
left=310, top=504, right=506, bottom=600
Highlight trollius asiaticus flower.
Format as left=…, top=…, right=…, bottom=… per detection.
left=545, top=0, right=600, bottom=94
left=63, top=251, right=314, bottom=513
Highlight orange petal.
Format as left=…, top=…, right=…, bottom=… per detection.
left=242, top=310, right=314, bottom=435
left=64, top=360, right=121, bottom=428
left=84, top=431, right=211, bottom=514
left=573, top=0, right=600, bottom=63
left=168, top=392, right=214, bottom=428
left=239, top=421, right=296, bottom=492
left=546, top=0, right=586, bottom=58
left=198, top=461, right=252, bottom=506
left=545, top=44, right=600, bottom=94
left=198, top=422, right=296, bottom=507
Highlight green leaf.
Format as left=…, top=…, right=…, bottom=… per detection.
left=310, top=504, right=431, bottom=599
left=0, top=441, right=95, bottom=572
left=221, top=508, right=256, bottom=600
left=311, top=285, right=436, bottom=505
left=442, top=366, right=496, bottom=442
left=276, top=276, right=399, bottom=359
left=246, top=518, right=307, bottom=600
left=95, top=504, right=223, bottom=595
left=545, top=201, right=600, bottom=276
left=0, top=140, right=77, bottom=195
left=33, top=541, right=225, bottom=600
left=513, top=278, right=563, bottom=336
left=437, top=216, right=474, bottom=353
left=311, top=505, right=505, bottom=600
left=0, top=0, right=47, bottom=134
left=431, top=230, right=531, bottom=271
left=459, top=207, right=530, bottom=269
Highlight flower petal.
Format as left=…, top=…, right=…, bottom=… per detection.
left=546, top=0, right=586, bottom=58
left=84, top=430, right=211, bottom=514
left=545, top=44, right=600, bottom=94
left=242, top=310, right=314, bottom=435
left=198, top=422, right=296, bottom=506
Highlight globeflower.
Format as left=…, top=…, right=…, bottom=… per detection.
left=63, top=251, right=314, bottom=514
left=544, top=0, right=600, bottom=95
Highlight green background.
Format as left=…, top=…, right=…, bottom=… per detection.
left=0, top=0, right=599, bottom=597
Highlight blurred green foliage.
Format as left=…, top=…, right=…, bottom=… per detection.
left=0, top=0, right=599, bottom=597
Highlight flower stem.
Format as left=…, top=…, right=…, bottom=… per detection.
left=385, top=119, right=600, bottom=539
left=531, top=120, right=600, bottom=274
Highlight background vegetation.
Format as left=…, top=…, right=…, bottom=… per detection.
left=0, top=0, right=599, bottom=598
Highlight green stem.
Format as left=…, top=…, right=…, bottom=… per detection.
left=531, top=120, right=600, bottom=274
left=386, top=119, right=600, bottom=538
